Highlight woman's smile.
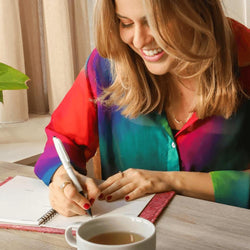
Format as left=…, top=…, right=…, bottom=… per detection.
left=140, top=48, right=165, bottom=62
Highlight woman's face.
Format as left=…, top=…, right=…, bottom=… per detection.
left=115, top=0, right=175, bottom=75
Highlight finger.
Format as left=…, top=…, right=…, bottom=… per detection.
left=68, top=201, right=88, bottom=216
left=84, top=177, right=101, bottom=203
left=123, top=187, right=148, bottom=201
left=98, top=171, right=124, bottom=190
left=63, top=183, right=91, bottom=212
left=49, top=166, right=91, bottom=216
left=49, top=182, right=86, bottom=216
left=60, top=199, right=87, bottom=216
left=55, top=199, right=87, bottom=216
left=105, top=182, right=135, bottom=202
left=100, top=178, right=127, bottom=196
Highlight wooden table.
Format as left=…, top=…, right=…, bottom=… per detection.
left=0, top=161, right=250, bottom=250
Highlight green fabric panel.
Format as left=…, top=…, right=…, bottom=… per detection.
left=210, top=170, right=250, bottom=208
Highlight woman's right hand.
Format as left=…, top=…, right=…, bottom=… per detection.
left=48, top=165, right=100, bottom=217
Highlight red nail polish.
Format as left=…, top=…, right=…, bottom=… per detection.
left=89, top=198, right=95, bottom=205
left=106, top=195, right=112, bottom=201
left=83, top=203, right=90, bottom=210
left=125, top=196, right=130, bottom=201
left=98, top=193, right=104, bottom=199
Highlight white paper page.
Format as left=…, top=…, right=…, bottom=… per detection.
left=0, top=176, right=154, bottom=229
left=0, top=176, right=52, bottom=225
left=45, top=194, right=153, bottom=229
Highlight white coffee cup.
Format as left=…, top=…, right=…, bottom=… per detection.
left=65, top=214, right=156, bottom=250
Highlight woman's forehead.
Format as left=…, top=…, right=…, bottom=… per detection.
left=115, top=0, right=147, bottom=19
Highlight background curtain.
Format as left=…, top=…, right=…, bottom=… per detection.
left=0, top=0, right=95, bottom=117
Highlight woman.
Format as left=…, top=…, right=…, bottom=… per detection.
left=35, top=0, right=250, bottom=216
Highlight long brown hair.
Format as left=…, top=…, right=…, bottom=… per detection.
left=94, top=0, right=242, bottom=119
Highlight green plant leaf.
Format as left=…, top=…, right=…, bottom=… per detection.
left=0, top=63, right=29, bottom=91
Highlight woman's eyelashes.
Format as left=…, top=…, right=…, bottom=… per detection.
left=120, top=21, right=133, bottom=28
left=119, top=19, right=149, bottom=29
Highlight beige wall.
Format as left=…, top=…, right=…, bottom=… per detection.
left=223, top=0, right=250, bottom=27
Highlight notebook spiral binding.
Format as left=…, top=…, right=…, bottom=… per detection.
left=38, top=208, right=57, bottom=225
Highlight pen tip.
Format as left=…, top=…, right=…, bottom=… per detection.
left=87, top=209, right=92, bottom=217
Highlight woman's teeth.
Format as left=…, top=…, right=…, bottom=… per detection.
left=143, top=48, right=163, bottom=56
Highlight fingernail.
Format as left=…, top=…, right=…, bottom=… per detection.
left=89, top=198, right=95, bottom=205
left=125, top=196, right=130, bottom=201
left=83, top=203, right=90, bottom=210
left=106, top=195, right=112, bottom=201
left=98, top=193, right=104, bottom=199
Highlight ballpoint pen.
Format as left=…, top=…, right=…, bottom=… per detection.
left=52, top=136, right=92, bottom=217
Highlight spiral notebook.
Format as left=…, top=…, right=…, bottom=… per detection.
left=0, top=176, right=175, bottom=234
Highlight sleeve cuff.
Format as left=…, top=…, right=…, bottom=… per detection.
left=41, top=164, right=61, bottom=186
left=210, top=170, right=250, bottom=209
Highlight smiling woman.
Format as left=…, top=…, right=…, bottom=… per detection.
left=34, top=0, right=250, bottom=217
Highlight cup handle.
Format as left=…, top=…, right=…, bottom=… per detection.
left=65, top=225, right=77, bottom=248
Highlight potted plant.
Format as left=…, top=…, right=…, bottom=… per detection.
left=0, top=63, right=29, bottom=123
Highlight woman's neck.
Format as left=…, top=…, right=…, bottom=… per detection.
left=166, top=77, right=197, bottom=130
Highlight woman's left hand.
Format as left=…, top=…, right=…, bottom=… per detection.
left=98, top=168, right=173, bottom=201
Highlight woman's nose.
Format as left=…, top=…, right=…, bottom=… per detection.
left=133, top=25, right=153, bottom=49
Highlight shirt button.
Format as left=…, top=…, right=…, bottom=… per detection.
left=171, top=142, right=176, bottom=148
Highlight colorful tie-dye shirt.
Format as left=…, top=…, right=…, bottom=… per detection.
left=35, top=19, right=250, bottom=209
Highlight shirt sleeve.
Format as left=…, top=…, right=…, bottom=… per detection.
left=210, top=170, right=250, bottom=208
left=34, top=62, right=99, bottom=185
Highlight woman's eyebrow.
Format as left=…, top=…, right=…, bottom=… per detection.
left=116, top=13, right=147, bottom=22
left=116, top=13, right=129, bottom=19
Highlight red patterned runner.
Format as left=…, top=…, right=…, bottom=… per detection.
left=139, top=191, right=175, bottom=223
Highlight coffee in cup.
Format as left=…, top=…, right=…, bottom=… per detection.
left=65, top=214, right=156, bottom=250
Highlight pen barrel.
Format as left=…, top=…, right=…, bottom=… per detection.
left=53, top=137, right=84, bottom=195
left=65, top=166, right=83, bottom=192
